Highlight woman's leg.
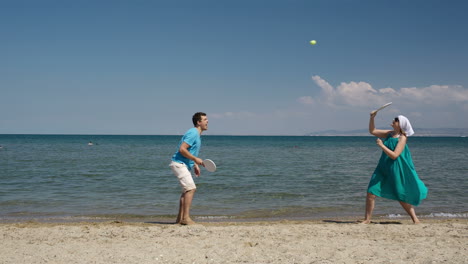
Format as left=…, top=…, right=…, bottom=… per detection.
left=399, top=201, right=420, bottom=224
left=361, top=192, right=376, bottom=224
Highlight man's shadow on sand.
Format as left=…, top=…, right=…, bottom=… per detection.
left=323, top=220, right=402, bottom=225
left=145, top=221, right=179, bottom=225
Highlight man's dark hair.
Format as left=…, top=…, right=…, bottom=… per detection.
left=192, top=112, right=206, bottom=127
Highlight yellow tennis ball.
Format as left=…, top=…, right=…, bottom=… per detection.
left=310, top=40, right=317, bottom=45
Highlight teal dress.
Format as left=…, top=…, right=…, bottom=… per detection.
left=367, top=135, right=428, bottom=206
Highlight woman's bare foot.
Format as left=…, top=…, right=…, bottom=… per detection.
left=180, top=218, right=196, bottom=225
left=360, top=219, right=371, bottom=224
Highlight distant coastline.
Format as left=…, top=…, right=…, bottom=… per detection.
left=1, top=128, right=468, bottom=137
left=306, top=128, right=468, bottom=137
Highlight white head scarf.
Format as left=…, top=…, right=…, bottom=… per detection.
left=397, top=115, right=414, bottom=136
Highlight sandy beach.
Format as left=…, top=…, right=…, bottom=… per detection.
left=1, top=218, right=466, bottom=264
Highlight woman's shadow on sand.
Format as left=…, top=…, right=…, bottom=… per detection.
left=145, top=220, right=403, bottom=225
left=323, top=220, right=402, bottom=225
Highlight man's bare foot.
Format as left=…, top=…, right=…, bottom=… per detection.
left=359, top=220, right=371, bottom=224
left=180, top=218, right=196, bottom=225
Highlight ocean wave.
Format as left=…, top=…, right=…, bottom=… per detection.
left=196, top=216, right=233, bottom=220
left=388, top=212, right=468, bottom=218
left=426, top=212, right=468, bottom=218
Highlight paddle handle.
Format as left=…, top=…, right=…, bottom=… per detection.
left=371, top=102, right=392, bottom=115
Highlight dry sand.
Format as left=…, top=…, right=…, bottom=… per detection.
left=1, top=218, right=467, bottom=264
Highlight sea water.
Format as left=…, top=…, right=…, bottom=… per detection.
left=0, top=134, right=466, bottom=222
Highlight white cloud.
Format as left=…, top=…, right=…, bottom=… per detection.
left=400, top=85, right=468, bottom=105
left=311, top=76, right=334, bottom=105
left=379, top=87, right=397, bottom=94
left=311, top=76, right=334, bottom=97
left=335, top=81, right=380, bottom=106
left=208, top=77, right=468, bottom=135
left=302, top=75, right=468, bottom=109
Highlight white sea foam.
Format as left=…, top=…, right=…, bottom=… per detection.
left=425, top=212, right=468, bottom=218
left=196, top=216, right=232, bottom=220
left=387, top=214, right=403, bottom=218
left=387, top=212, right=468, bottom=218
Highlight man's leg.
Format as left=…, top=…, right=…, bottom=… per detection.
left=180, top=189, right=196, bottom=225
left=170, top=161, right=196, bottom=224
left=176, top=193, right=185, bottom=224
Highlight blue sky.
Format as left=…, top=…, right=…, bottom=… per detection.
left=1, top=0, right=467, bottom=135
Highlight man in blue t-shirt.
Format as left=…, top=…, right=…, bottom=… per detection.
left=169, top=112, right=208, bottom=225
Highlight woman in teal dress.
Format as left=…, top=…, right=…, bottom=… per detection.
left=362, top=111, right=428, bottom=224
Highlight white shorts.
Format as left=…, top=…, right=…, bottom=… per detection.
left=169, top=161, right=196, bottom=193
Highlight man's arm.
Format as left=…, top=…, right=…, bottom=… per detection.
left=179, top=142, right=203, bottom=165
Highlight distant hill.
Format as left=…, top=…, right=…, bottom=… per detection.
left=306, top=128, right=468, bottom=137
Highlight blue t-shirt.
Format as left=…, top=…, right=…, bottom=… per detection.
left=171, top=127, right=201, bottom=170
